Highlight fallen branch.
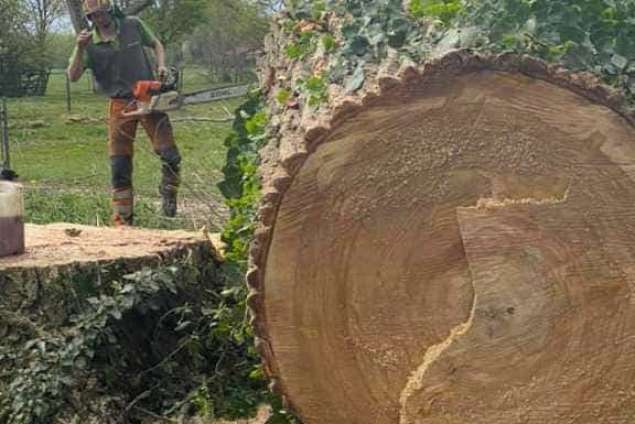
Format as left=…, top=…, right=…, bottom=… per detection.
left=171, top=116, right=234, bottom=123
left=132, top=406, right=179, bottom=423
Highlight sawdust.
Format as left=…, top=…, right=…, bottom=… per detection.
left=0, top=223, right=223, bottom=270
left=178, top=405, right=271, bottom=424
left=212, top=406, right=271, bottom=423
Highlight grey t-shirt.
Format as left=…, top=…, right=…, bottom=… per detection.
left=69, top=16, right=158, bottom=98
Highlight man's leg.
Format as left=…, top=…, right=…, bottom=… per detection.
left=108, top=99, right=137, bottom=226
left=141, top=112, right=180, bottom=217
left=158, top=146, right=181, bottom=218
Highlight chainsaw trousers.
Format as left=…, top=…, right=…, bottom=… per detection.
left=111, top=155, right=133, bottom=189
left=108, top=98, right=177, bottom=156
left=108, top=98, right=181, bottom=225
left=159, top=146, right=181, bottom=192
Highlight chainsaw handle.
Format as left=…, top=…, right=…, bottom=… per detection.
left=120, top=108, right=148, bottom=118
left=120, top=99, right=150, bottom=118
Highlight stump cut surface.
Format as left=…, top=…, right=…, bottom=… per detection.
left=0, top=223, right=220, bottom=270
left=260, top=70, right=635, bottom=423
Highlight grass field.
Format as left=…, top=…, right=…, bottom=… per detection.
left=5, top=68, right=245, bottom=231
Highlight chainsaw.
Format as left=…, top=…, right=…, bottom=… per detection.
left=122, top=68, right=250, bottom=117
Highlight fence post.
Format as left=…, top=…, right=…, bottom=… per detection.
left=1, top=98, right=10, bottom=170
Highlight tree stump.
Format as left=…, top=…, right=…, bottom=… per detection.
left=249, top=13, right=635, bottom=423
left=0, top=223, right=220, bottom=324
left=0, top=223, right=224, bottom=422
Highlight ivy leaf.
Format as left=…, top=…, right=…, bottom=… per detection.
left=387, top=28, right=407, bottom=48
left=59, top=375, right=75, bottom=386
left=603, top=62, right=619, bottom=76
left=121, top=283, right=135, bottom=294
left=611, top=54, right=628, bottom=71
left=347, top=35, right=370, bottom=56
left=109, top=309, right=122, bottom=320
left=345, top=64, right=366, bottom=93
left=524, top=16, right=537, bottom=34
left=175, top=321, right=192, bottom=332
left=368, top=31, right=385, bottom=47
left=342, top=23, right=360, bottom=39
left=434, top=28, right=463, bottom=53
left=74, top=356, right=88, bottom=370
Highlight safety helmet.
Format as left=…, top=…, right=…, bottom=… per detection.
left=82, top=0, right=112, bottom=16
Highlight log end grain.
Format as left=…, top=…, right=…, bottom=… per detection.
left=253, top=55, right=635, bottom=423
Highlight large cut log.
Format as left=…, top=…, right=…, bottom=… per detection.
left=248, top=6, right=635, bottom=424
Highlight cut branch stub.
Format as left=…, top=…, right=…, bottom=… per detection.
left=252, top=54, right=635, bottom=424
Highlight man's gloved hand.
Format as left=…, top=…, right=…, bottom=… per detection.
left=77, top=29, right=92, bottom=49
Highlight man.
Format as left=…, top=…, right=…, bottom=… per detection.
left=67, top=0, right=180, bottom=226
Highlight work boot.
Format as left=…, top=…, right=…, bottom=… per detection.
left=112, top=187, right=134, bottom=226
left=113, top=213, right=133, bottom=227
left=160, top=185, right=178, bottom=217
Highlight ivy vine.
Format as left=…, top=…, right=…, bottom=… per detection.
left=281, top=0, right=635, bottom=104
left=453, top=0, right=635, bottom=101
left=217, top=91, right=301, bottom=423
left=0, top=264, right=230, bottom=423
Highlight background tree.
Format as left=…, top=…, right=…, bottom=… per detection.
left=24, top=0, right=66, bottom=71
left=45, top=32, right=77, bottom=68
left=0, top=0, right=41, bottom=96
left=1, top=0, right=70, bottom=95
left=26, top=0, right=66, bottom=46
left=116, top=0, right=153, bottom=14
left=0, top=0, right=31, bottom=55
left=140, top=0, right=209, bottom=50
left=186, top=0, right=269, bottom=82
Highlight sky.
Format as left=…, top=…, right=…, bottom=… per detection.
left=52, top=14, right=73, bottom=33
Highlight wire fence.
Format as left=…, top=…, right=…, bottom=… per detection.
left=0, top=56, right=51, bottom=97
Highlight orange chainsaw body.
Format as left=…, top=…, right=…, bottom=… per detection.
left=122, top=80, right=181, bottom=117
left=132, top=80, right=163, bottom=103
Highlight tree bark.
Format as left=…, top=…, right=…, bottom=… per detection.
left=64, top=0, right=87, bottom=33
left=249, top=11, right=635, bottom=424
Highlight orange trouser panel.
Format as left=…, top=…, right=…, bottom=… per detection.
left=108, top=98, right=177, bottom=157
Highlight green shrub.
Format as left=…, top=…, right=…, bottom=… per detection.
left=275, top=88, right=292, bottom=105
left=322, top=34, right=337, bottom=52
left=297, top=74, right=328, bottom=107
left=409, top=0, right=463, bottom=25
left=285, top=31, right=317, bottom=60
